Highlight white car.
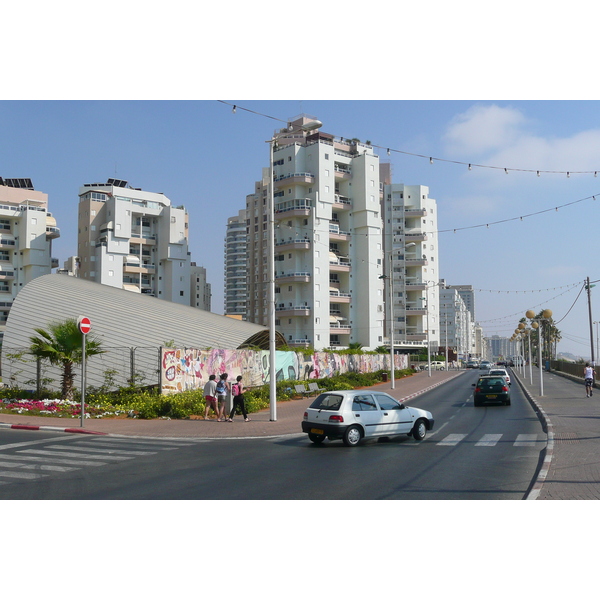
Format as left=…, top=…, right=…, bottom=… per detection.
left=489, top=368, right=511, bottom=385
left=430, top=361, right=446, bottom=370
left=301, top=390, right=435, bottom=446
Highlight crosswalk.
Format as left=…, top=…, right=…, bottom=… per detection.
left=0, top=435, right=202, bottom=485
left=435, top=433, right=543, bottom=447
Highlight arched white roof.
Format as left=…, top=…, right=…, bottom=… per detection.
left=1, top=274, right=271, bottom=392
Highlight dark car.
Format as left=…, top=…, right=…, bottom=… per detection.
left=472, top=376, right=511, bottom=406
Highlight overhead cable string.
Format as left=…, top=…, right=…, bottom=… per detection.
left=219, top=100, right=600, bottom=177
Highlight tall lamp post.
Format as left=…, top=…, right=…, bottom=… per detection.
left=379, top=254, right=395, bottom=389
left=526, top=308, right=552, bottom=396
left=267, top=118, right=322, bottom=421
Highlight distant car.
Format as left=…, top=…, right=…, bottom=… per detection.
left=466, top=361, right=478, bottom=369
left=301, top=390, right=435, bottom=446
left=489, top=368, right=511, bottom=385
left=430, top=361, right=446, bottom=370
left=479, top=361, right=492, bottom=370
left=472, top=376, right=511, bottom=406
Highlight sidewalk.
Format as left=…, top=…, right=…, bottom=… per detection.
left=0, top=370, right=463, bottom=439
left=514, top=366, right=600, bottom=500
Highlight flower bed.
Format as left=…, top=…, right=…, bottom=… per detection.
left=0, top=398, right=127, bottom=419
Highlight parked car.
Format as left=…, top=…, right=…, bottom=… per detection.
left=472, top=376, right=511, bottom=406
left=301, top=390, right=435, bottom=446
left=489, top=368, right=511, bottom=385
left=430, top=361, right=446, bottom=370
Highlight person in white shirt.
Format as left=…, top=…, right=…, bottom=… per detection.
left=584, top=364, right=595, bottom=397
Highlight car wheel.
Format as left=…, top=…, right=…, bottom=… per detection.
left=412, top=418, right=428, bottom=441
left=343, top=425, right=363, bottom=447
left=308, top=432, right=326, bottom=444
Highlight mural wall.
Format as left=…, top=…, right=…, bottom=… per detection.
left=161, top=349, right=408, bottom=394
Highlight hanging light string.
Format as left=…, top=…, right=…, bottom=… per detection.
left=219, top=100, right=600, bottom=177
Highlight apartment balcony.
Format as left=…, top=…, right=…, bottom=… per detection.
left=404, top=208, right=427, bottom=217
left=333, top=194, right=352, bottom=209
left=334, top=166, right=352, bottom=180
left=274, top=198, right=313, bottom=218
left=406, top=306, right=427, bottom=316
left=0, top=268, right=15, bottom=280
left=274, top=172, right=315, bottom=186
left=275, top=271, right=311, bottom=283
left=329, top=224, right=350, bottom=241
left=46, top=226, right=60, bottom=240
left=329, top=322, right=351, bottom=334
left=51, top=257, right=59, bottom=269
left=288, top=339, right=312, bottom=348
left=405, top=231, right=428, bottom=242
left=329, top=289, right=351, bottom=303
left=275, top=239, right=310, bottom=251
left=124, top=261, right=155, bottom=274
left=405, top=333, right=428, bottom=342
left=276, top=305, right=311, bottom=317
left=405, top=258, right=428, bottom=267
left=130, top=231, right=157, bottom=245
left=329, top=253, right=351, bottom=272
left=405, top=281, right=427, bottom=291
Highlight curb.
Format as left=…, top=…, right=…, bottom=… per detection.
left=0, top=422, right=108, bottom=435
left=513, top=371, right=554, bottom=500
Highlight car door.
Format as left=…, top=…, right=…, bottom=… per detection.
left=374, top=394, right=414, bottom=435
left=351, top=394, right=382, bottom=438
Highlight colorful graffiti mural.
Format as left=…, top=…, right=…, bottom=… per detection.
left=161, top=348, right=408, bottom=394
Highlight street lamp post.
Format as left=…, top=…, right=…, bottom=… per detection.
left=526, top=309, right=552, bottom=396
left=379, top=254, right=395, bottom=389
left=267, top=118, right=322, bottom=421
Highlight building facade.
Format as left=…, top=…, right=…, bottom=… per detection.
left=190, top=263, right=211, bottom=311
left=224, top=209, right=247, bottom=318
left=381, top=171, right=440, bottom=352
left=77, top=179, right=191, bottom=304
left=0, top=178, right=60, bottom=340
left=245, top=115, right=384, bottom=350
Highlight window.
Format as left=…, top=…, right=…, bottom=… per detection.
left=352, top=395, right=377, bottom=411
left=375, top=395, right=400, bottom=411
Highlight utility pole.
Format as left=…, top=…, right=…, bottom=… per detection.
left=587, top=277, right=595, bottom=365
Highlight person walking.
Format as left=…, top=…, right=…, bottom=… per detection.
left=227, top=375, right=250, bottom=422
left=203, top=374, right=219, bottom=420
left=216, top=373, right=230, bottom=421
left=584, top=363, right=595, bottom=397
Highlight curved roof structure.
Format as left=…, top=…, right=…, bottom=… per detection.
left=1, top=274, right=283, bottom=392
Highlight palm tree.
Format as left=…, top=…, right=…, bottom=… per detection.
left=29, top=318, right=105, bottom=400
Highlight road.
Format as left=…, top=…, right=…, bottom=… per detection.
left=0, top=370, right=546, bottom=499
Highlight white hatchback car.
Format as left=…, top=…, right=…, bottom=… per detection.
left=301, top=390, right=435, bottom=446
left=488, top=368, right=511, bottom=385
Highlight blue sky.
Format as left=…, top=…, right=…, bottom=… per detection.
left=1, top=99, right=599, bottom=356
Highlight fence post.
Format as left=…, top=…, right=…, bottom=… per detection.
left=130, top=347, right=135, bottom=387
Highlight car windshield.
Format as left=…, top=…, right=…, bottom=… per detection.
left=309, top=394, right=343, bottom=411
left=478, top=378, right=504, bottom=387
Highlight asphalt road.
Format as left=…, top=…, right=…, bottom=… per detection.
left=0, top=371, right=546, bottom=499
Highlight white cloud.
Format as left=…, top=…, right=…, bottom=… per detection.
left=443, top=104, right=527, bottom=155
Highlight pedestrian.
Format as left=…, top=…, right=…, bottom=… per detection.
left=227, top=375, right=250, bottom=422
left=203, top=374, right=219, bottom=420
left=584, top=363, right=595, bottom=397
left=216, top=373, right=230, bottom=422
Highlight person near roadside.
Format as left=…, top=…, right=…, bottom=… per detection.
left=216, top=373, right=230, bottom=422
left=203, top=374, right=219, bottom=420
left=227, top=375, right=250, bottom=422
left=584, top=363, right=595, bottom=397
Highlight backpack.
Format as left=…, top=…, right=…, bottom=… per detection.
left=216, top=379, right=226, bottom=394
left=232, top=383, right=240, bottom=396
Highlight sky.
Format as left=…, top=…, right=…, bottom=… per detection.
left=1, top=99, right=599, bottom=357
left=4, top=0, right=599, bottom=586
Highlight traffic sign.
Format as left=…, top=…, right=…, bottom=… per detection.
left=78, top=316, right=92, bottom=335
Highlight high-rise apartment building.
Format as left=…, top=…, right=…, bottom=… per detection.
left=381, top=168, right=440, bottom=351
left=190, top=263, right=211, bottom=311
left=0, top=178, right=60, bottom=339
left=439, top=287, right=470, bottom=360
left=77, top=179, right=191, bottom=304
left=224, top=209, right=247, bottom=318
left=245, top=115, right=384, bottom=350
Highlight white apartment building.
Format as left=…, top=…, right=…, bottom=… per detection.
left=0, top=178, right=60, bottom=339
left=224, top=209, right=247, bottom=318
left=77, top=179, right=191, bottom=304
left=190, top=263, right=211, bottom=311
left=439, top=287, right=470, bottom=360
left=447, top=284, right=477, bottom=359
left=245, top=115, right=384, bottom=350
left=381, top=172, right=440, bottom=351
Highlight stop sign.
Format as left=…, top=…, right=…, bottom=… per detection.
left=78, top=316, right=92, bottom=335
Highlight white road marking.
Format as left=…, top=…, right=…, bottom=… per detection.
left=475, top=434, right=503, bottom=447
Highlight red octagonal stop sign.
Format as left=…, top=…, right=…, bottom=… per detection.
left=78, top=316, right=92, bottom=335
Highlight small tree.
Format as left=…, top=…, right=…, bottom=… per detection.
left=29, top=318, right=105, bottom=400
